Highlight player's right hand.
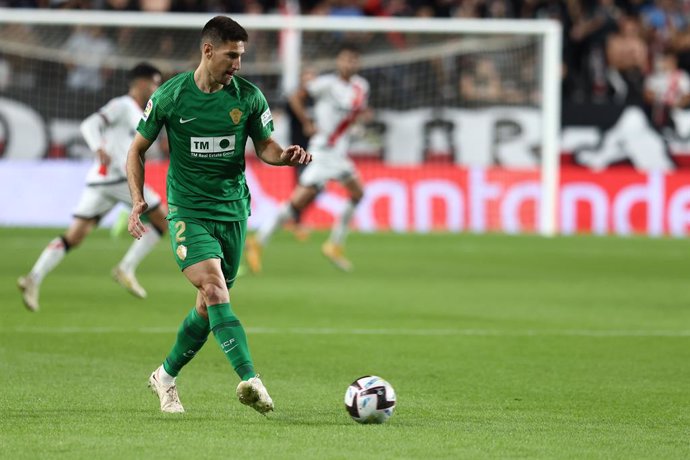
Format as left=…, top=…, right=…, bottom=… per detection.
left=281, top=145, right=312, bottom=166
left=128, top=200, right=149, bottom=240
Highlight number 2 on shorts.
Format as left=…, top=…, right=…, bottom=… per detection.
left=174, top=221, right=186, bottom=243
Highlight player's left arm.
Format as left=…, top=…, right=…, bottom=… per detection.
left=254, top=137, right=311, bottom=167
left=249, top=89, right=311, bottom=167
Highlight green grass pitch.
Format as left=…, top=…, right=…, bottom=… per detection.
left=1, top=227, right=689, bottom=459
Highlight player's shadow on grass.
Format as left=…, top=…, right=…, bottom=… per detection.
left=140, top=412, right=353, bottom=426
left=267, top=413, right=353, bottom=426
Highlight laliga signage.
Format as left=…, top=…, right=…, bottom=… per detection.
left=2, top=160, right=690, bottom=236
left=244, top=163, right=690, bottom=236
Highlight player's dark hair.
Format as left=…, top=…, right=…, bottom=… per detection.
left=128, top=62, right=161, bottom=82
left=201, top=16, right=249, bottom=46
left=337, top=42, right=360, bottom=55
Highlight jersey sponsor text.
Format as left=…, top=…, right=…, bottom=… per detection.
left=190, top=136, right=236, bottom=157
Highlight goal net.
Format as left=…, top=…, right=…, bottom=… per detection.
left=0, top=10, right=561, bottom=234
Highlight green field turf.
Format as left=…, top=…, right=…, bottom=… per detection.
left=1, top=227, right=689, bottom=459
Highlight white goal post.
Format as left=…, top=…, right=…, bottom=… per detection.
left=0, top=9, right=561, bottom=235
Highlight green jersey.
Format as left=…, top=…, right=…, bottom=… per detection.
left=137, top=72, right=274, bottom=221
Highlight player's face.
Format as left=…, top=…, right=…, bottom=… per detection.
left=207, top=40, right=245, bottom=86
left=336, top=50, right=360, bottom=79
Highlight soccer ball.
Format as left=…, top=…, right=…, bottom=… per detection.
left=344, top=375, right=396, bottom=424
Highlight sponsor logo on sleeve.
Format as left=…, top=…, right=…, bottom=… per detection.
left=142, top=99, right=153, bottom=121
left=260, top=108, right=272, bottom=127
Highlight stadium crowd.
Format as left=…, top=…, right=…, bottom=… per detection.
left=2, top=0, right=690, bottom=110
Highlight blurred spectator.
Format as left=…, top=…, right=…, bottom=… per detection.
left=139, top=0, right=171, bottom=11
left=606, top=14, right=649, bottom=104
left=569, top=0, right=622, bottom=101
left=453, top=0, right=482, bottom=18
left=412, top=3, right=434, bottom=18
left=640, top=0, right=686, bottom=55
left=503, top=54, right=540, bottom=105
left=523, top=0, right=578, bottom=100
left=522, top=0, right=572, bottom=20
left=0, top=24, right=39, bottom=89
left=423, top=0, right=454, bottom=17
left=171, top=0, right=207, bottom=12
left=382, top=0, right=414, bottom=17
left=329, top=0, right=364, bottom=16
left=644, top=49, right=690, bottom=132
left=9, top=0, right=690, bottom=112
left=201, top=0, right=237, bottom=11
left=306, top=0, right=331, bottom=14
left=49, top=0, right=86, bottom=8
left=64, top=26, right=114, bottom=92
left=623, top=0, right=652, bottom=16
left=245, top=0, right=265, bottom=14
left=670, top=24, right=690, bottom=74
left=460, top=56, right=503, bottom=104
left=298, top=0, right=322, bottom=14
left=2, top=0, right=50, bottom=6
left=485, top=0, right=513, bottom=19
left=102, top=0, right=136, bottom=9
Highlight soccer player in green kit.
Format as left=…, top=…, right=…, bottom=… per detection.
left=126, top=16, right=311, bottom=414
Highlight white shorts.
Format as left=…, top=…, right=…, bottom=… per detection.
left=73, top=180, right=162, bottom=220
left=299, top=153, right=357, bottom=189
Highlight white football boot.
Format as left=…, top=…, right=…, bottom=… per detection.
left=17, top=275, right=40, bottom=312
left=112, top=266, right=147, bottom=299
left=148, top=368, right=185, bottom=413
left=236, top=375, right=274, bottom=414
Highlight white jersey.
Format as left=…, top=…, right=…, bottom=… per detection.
left=645, top=69, right=690, bottom=105
left=81, top=94, right=143, bottom=185
left=306, top=73, right=369, bottom=156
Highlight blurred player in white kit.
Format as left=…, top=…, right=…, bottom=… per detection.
left=245, top=44, right=370, bottom=273
left=18, top=63, right=167, bottom=312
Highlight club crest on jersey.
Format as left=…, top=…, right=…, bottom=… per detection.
left=142, top=99, right=153, bottom=121
left=229, top=108, right=243, bottom=124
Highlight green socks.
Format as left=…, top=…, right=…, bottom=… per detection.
left=163, top=307, right=210, bottom=377
left=161, top=303, right=256, bottom=381
left=208, top=302, right=256, bottom=381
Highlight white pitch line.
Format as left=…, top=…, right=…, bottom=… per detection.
left=3, top=326, right=690, bottom=337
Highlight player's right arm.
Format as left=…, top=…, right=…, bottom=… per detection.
left=126, top=132, right=153, bottom=239
left=128, top=85, right=167, bottom=238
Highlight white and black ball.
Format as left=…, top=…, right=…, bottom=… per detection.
left=344, top=375, right=396, bottom=424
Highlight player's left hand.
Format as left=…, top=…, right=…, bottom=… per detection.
left=128, top=200, right=149, bottom=240
left=280, top=145, right=311, bottom=166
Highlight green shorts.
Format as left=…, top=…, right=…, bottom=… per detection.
left=168, top=217, right=246, bottom=288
